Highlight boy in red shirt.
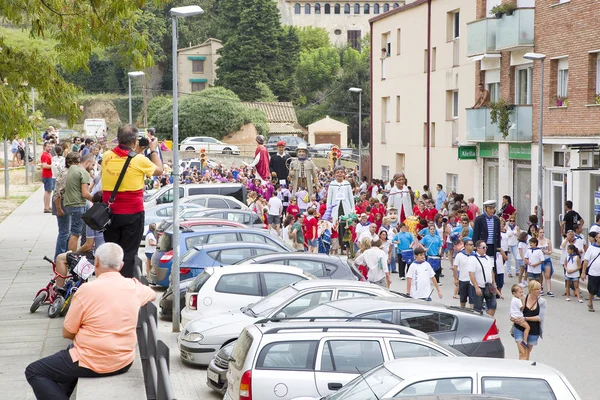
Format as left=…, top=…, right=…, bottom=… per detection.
left=41, top=142, right=55, bottom=213
left=304, top=208, right=319, bottom=253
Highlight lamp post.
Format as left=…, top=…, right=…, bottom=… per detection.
left=348, top=87, right=362, bottom=179
left=523, top=52, right=546, bottom=226
left=127, top=71, right=145, bottom=125
left=170, top=5, right=204, bottom=333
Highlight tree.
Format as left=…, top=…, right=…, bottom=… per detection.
left=148, top=87, right=268, bottom=140
left=0, top=0, right=168, bottom=139
left=255, top=82, right=278, bottom=102
left=216, top=0, right=299, bottom=101
left=297, top=26, right=331, bottom=53
left=295, top=47, right=340, bottom=103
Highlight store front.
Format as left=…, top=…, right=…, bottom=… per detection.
left=481, top=143, right=499, bottom=204
left=510, top=144, right=532, bottom=228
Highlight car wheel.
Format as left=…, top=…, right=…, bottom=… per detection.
left=185, top=147, right=195, bottom=151
left=222, top=148, right=233, bottom=155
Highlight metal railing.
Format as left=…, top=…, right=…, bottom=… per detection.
left=136, top=262, right=176, bottom=400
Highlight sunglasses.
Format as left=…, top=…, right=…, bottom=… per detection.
left=509, top=220, right=515, bottom=222
left=479, top=245, right=488, bottom=249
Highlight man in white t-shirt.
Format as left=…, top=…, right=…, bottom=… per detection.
left=589, top=214, right=600, bottom=234
left=358, top=223, right=378, bottom=244
left=453, top=238, right=474, bottom=308
left=468, top=240, right=498, bottom=316
left=524, top=237, right=545, bottom=285
left=267, top=189, right=283, bottom=235
left=354, top=239, right=390, bottom=287
left=407, top=248, right=442, bottom=300
left=355, top=214, right=372, bottom=243
left=582, top=231, right=600, bottom=312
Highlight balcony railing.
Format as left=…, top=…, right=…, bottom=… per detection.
left=466, top=105, right=532, bottom=143
left=495, top=8, right=534, bottom=51
left=466, top=18, right=497, bottom=57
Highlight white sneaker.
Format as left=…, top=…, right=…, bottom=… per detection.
left=519, top=282, right=527, bottom=287
left=400, top=277, right=405, bottom=280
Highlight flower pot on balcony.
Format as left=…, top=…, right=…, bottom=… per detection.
left=495, top=12, right=503, bottom=18
left=505, top=9, right=514, bottom=16
left=556, top=99, right=563, bottom=107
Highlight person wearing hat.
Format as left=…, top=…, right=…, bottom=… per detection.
left=289, top=142, right=318, bottom=197
left=245, top=135, right=271, bottom=181
left=269, top=140, right=290, bottom=183
left=473, top=200, right=501, bottom=260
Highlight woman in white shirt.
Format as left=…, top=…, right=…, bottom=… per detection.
left=505, top=217, right=520, bottom=277
left=144, top=223, right=157, bottom=276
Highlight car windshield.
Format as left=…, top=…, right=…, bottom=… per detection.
left=295, top=302, right=353, bottom=317
left=248, top=286, right=299, bottom=316
left=180, top=248, right=199, bottom=264
left=145, top=187, right=166, bottom=203
left=326, top=365, right=403, bottom=400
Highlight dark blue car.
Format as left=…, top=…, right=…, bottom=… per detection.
left=148, top=226, right=294, bottom=287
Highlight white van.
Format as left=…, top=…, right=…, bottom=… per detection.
left=83, top=119, right=107, bottom=140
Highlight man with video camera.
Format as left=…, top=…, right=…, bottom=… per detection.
left=101, top=124, right=163, bottom=278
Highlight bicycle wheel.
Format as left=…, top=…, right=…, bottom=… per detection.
left=48, top=296, right=64, bottom=318
left=59, top=293, right=73, bottom=317
left=30, top=292, right=47, bottom=313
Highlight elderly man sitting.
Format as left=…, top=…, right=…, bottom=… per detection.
left=25, top=243, right=156, bottom=400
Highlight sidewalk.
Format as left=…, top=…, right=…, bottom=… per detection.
left=0, top=187, right=68, bottom=398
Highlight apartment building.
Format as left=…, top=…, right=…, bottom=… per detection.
left=280, top=1, right=404, bottom=48
left=177, top=38, right=222, bottom=95
left=370, top=0, right=478, bottom=197
left=466, top=0, right=600, bottom=242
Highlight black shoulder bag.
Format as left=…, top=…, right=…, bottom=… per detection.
left=475, top=256, right=496, bottom=299
left=82, top=151, right=136, bottom=232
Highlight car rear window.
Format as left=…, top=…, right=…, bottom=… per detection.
left=231, top=329, right=253, bottom=371
left=187, top=271, right=211, bottom=293
left=256, top=341, right=318, bottom=371
left=482, top=377, right=557, bottom=400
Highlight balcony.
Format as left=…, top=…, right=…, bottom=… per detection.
left=466, top=105, right=532, bottom=142
left=466, top=18, right=497, bottom=57
left=495, top=8, right=534, bottom=51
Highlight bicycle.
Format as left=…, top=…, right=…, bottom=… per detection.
left=29, top=256, right=71, bottom=316
left=48, top=257, right=89, bottom=319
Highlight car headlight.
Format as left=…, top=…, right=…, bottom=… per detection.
left=181, top=332, right=204, bottom=342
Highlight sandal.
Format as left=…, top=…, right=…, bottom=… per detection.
left=452, top=295, right=460, bottom=299
left=588, top=304, right=595, bottom=312
left=508, top=273, right=513, bottom=278
left=566, top=297, right=570, bottom=301
left=578, top=299, right=584, bottom=303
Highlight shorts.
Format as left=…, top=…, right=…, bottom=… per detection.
left=268, top=215, right=281, bottom=225
left=145, top=252, right=153, bottom=261
left=517, top=260, right=525, bottom=268
left=587, top=275, right=600, bottom=296
left=330, top=238, right=340, bottom=251
left=65, top=205, right=86, bottom=236
left=565, top=276, right=579, bottom=282
left=541, top=259, right=553, bottom=273
left=513, top=328, right=539, bottom=346
left=495, top=273, right=505, bottom=290
left=528, top=273, right=541, bottom=281
left=446, top=242, right=454, bottom=251
left=307, top=239, right=318, bottom=247
left=459, top=280, right=472, bottom=304
left=469, top=285, right=497, bottom=311
left=42, top=177, right=55, bottom=192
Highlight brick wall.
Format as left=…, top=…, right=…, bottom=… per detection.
left=531, top=0, right=600, bottom=140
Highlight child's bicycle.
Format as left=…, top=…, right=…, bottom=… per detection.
left=29, top=256, right=71, bottom=316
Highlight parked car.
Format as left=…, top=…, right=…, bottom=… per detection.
left=310, top=143, right=337, bottom=157
left=143, top=203, right=205, bottom=233
left=155, top=216, right=246, bottom=239
left=178, top=280, right=401, bottom=365
left=180, top=194, right=248, bottom=210
left=293, top=297, right=504, bottom=358
left=289, top=357, right=581, bottom=400
left=180, top=136, right=241, bottom=154
left=265, top=135, right=309, bottom=157
left=235, top=253, right=363, bottom=281
left=179, top=242, right=284, bottom=279
left=144, top=183, right=247, bottom=208
left=159, top=277, right=194, bottom=321
left=221, top=320, right=464, bottom=399
left=182, top=208, right=263, bottom=228
left=149, top=227, right=292, bottom=287
left=180, top=158, right=218, bottom=171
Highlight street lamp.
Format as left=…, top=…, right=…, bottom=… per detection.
left=348, top=87, right=362, bottom=179
left=127, top=71, right=145, bottom=125
left=523, top=52, right=546, bottom=226
left=170, top=4, right=204, bottom=333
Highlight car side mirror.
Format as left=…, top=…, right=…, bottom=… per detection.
left=156, top=198, right=162, bottom=205
left=275, top=312, right=286, bottom=319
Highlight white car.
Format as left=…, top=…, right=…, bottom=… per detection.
left=289, top=357, right=581, bottom=400
left=223, top=321, right=463, bottom=400
left=180, top=136, right=240, bottom=154
left=181, top=263, right=306, bottom=326
left=178, top=280, right=401, bottom=366
left=181, top=194, right=248, bottom=210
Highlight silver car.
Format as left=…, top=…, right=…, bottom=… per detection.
left=178, top=280, right=402, bottom=366
left=289, top=357, right=581, bottom=400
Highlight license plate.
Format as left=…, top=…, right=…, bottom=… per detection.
left=207, top=369, right=220, bottom=383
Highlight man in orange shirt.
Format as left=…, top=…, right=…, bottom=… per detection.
left=25, top=243, right=156, bottom=399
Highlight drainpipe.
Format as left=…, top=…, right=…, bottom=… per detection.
left=369, top=24, right=374, bottom=181
left=426, top=0, right=432, bottom=187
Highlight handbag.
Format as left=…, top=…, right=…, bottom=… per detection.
left=475, top=256, right=496, bottom=298
left=82, top=150, right=136, bottom=232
